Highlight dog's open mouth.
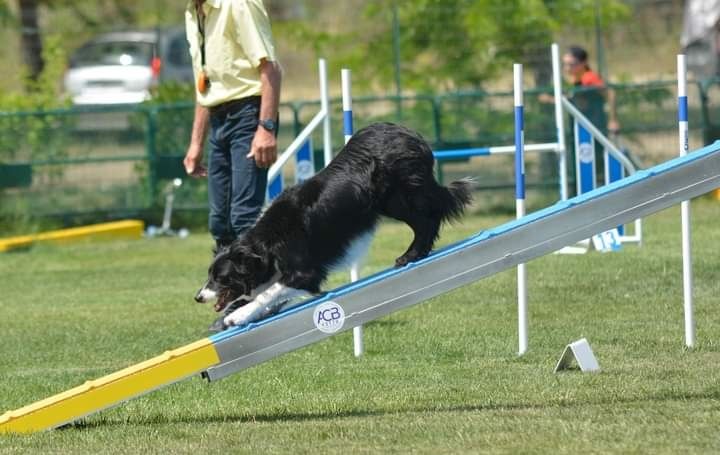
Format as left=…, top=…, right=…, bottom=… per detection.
left=213, top=291, right=248, bottom=313
left=214, top=290, right=232, bottom=312
left=213, top=301, right=227, bottom=312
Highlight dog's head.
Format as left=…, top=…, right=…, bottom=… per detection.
left=194, top=239, right=270, bottom=312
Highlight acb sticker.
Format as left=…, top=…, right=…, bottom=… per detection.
left=313, top=301, right=345, bottom=334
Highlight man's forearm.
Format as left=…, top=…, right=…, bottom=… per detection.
left=608, top=88, right=618, bottom=123
left=191, top=103, right=210, bottom=147
left=258, top=60, right=282, bottom=121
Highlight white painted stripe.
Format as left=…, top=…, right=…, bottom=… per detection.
left=318, top=59, right=333, bottom=168
left=341, top=69, right=352, bottom=111
left=513, top=64, right=523, bottom=107
left=677, top=55, right=687, bottom=97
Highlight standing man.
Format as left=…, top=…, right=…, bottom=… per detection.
left=184, top=0, right=282, bottom=250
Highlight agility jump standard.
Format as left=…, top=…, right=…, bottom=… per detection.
left=2, top=139, right=719, bottom=434
left=513, top=63, right=528, bottom=355
left=340, top=68, right=366, bottom=358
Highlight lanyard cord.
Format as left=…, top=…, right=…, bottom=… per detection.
left=195, top=3, right=206, bottom=69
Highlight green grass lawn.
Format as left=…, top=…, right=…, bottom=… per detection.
left=1, top=198, right=719, bottom=454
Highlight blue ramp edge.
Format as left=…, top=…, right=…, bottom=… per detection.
left=433, top=148, right=491, bottom=160
left=210, top=140, right=720, bottom=344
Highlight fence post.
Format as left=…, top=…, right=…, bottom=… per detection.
left=145, top=106, right=158, bottom=205
left=290, top=102, right=302, bottom=137
left=432, top=96, right=444, bottom=183
left=697, top=80, right=713, bottom=146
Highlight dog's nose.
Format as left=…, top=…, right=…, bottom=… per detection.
left=194, top=292, right=204, bottom=303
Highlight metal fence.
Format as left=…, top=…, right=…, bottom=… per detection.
left=1, top=78, right=718, bottom=226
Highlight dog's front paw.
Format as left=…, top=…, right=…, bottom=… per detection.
left=222, top=297, right=289, bottom=327
left=223, top=304, right=258, bottom=327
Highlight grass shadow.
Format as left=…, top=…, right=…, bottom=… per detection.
left=60, top=388, right=720, bottom=431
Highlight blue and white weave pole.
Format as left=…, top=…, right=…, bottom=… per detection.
left=678, top=54, right=695, bottom=348
left=605, top=147, right=625, bottom=235
left=605, top=136, right=625, bottom=235
left=605, top=148, right=624, bottom=185
left=575, top=122, right=596, bottom=195
left=268, top=173, right=283, bottom=201
left=514, top=63, right=528, bottom=356
left=342, top=68, right=364, bottom=357
left=295, top=139, right=314, bottom=184
left=342, top=69, right=354, bottom=145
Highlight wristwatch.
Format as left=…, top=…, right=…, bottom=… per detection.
left=259, top=119, right=276, bottom=132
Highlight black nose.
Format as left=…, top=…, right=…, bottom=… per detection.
left=195, top=292, right=204, bottom=303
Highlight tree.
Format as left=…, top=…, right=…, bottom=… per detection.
left=17, top=0, right=43, bottom=82
left=2, top=0, right=187, bottom=90
left=291, top=0, right=630, bottom=93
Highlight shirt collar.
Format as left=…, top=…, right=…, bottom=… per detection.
left=188, top=0, right=221, bottom=11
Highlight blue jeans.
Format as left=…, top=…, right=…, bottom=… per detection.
left=208, top=97, right=267, bottom=244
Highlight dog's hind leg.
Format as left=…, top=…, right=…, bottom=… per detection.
left=394, top=215, right=441, bottom=267
left=382, top=191, right=442, bottom=267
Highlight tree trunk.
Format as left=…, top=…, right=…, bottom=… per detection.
left=18, top=0, right=44, bottom=83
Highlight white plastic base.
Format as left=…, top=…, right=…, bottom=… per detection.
left=554, top=338, right=600, bottom=373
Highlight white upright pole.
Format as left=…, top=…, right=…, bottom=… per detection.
left=677, top=54, right=695, bottom=348
left=551, top=43, right=568, bottom=201
left=341, top=69, right=353, bottom=145
left=342, top=68, right=364, bottom=357
left=514, top=63, right=528, bottom=356
left=319, top=59, right=332, bottom=168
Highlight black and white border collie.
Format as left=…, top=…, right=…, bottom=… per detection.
left=195, top=122, right=472, bottom=328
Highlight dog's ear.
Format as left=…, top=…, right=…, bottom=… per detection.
left=228, top=240, right=268, bottom=277
left=213, top=239, right=233, bottom=257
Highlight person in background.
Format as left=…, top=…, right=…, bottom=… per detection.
left=562, top=45, right=619, bottom=135
left=183, top=0, right=282, bottom=249
left=183, top=0, right=282, bottom=331
left=540, top=45, right=620, bottom=189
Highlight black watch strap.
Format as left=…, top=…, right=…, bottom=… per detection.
left=259, top=119, right=276, bottom=132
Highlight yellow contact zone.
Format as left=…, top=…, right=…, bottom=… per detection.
left=0, top=338, right=219, bottom=434
left=0, top=220, right=144, bottom=252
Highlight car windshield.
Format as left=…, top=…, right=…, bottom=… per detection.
left=70, top=41, right=154, bottom=68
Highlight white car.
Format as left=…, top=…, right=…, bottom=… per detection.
left=64, top=28, right=193, bottom=106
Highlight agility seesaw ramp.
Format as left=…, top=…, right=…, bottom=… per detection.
left=2, top=141, right=720, bottom=434
left=0, top=220, right=144, bottom=253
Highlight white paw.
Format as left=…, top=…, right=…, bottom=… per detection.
left=222, top=298, right=289, bottom=327
left=223, top=303, right=261, bottom=327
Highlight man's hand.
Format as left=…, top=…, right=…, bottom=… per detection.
left=538, top=93, right=554, bottom=104
left=184, top=143, right=208, bottom=177
left=247, top=128, right=277, bottom=168
left=608, top=119, right=620, bottom=134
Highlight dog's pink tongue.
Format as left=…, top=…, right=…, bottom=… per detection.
left=214, top=302, right=226, bottom=312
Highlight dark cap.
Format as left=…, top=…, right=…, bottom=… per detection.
left=568, top=46, right=589, bottom=63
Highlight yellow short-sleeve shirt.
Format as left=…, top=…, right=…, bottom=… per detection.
left=185, top=0, right=277, bottom=107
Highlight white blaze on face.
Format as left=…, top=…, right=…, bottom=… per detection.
left=197, top=285, right=218, bottom=302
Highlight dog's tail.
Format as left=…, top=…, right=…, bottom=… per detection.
left=438, top=177, right=474, bottom=222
